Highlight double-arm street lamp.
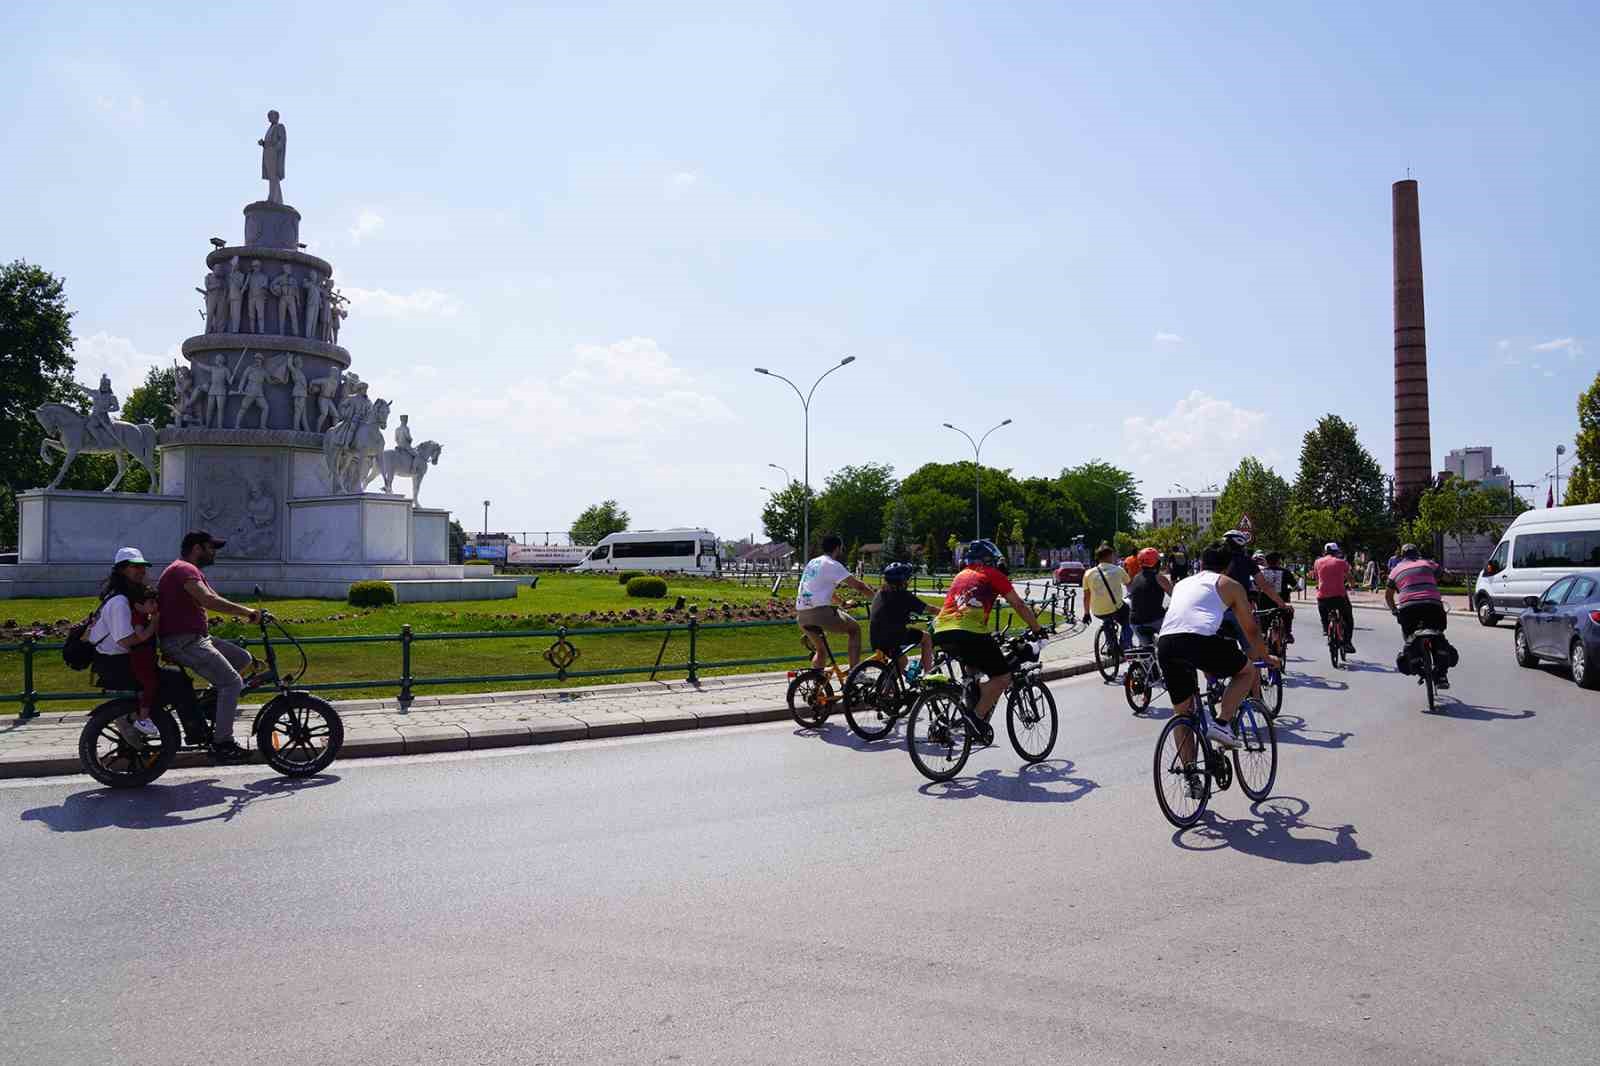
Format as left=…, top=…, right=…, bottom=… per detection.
left=753, top=357, right=855, bottom=559
left=943, top=419, right=1011, bottom=540
left=767, top=462, right=793, bottom=486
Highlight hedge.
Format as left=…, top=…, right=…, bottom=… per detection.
left=625, top=575, right=668, bottom=598
left=617, top=570, right=645, bottom=584
left=348, top=580, right=396, bottom=607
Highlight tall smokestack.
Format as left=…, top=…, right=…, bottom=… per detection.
left=1392, top=179, right=1432, bottom=507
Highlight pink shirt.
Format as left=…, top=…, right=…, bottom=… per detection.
left=158, top=559, right=212, bottom=637
left=1313, top=555, right=1350, bottom=600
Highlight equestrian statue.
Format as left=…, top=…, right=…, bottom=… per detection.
left=34, top=376, right=161, bottom=492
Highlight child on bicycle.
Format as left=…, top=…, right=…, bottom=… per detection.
left=125, top=584, right=164, bottom=736
left=869, top=562, right=934, bottom=682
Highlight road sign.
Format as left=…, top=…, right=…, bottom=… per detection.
left=1238, top=513, right=1254, bottom=533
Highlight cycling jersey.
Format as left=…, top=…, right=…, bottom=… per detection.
left=934, top=565, right=1013, bottom=634
left=1388, top=558, right=1443, bottom=607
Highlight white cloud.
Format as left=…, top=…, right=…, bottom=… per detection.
left=1154, top=331, right=1184, bottom=344
left=1531, top=337, right=1583, bottom=358
left=341, top=286, right=463, bottom=318
left=347, top=209, right=385, bottom=244
left=1497, top=339, right=1510, bottom=350
left=72, top=332, right=175, bottom=388
left=58, top=60, right=146, bottom=127
left=666, top=171, right=699, bottom=193
left=1122, top=390, right=1274, bottom=488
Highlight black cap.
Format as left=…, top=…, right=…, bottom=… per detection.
left=181, top=530, right=227, bottom=554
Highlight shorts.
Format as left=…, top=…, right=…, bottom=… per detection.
left=932, top=629, right=1009, bottom=678
left=870, top=626, right=925, bottom=658
left=1157, top=632, right=1248, bottom=705
left=796, top=606, right=857, bottom=634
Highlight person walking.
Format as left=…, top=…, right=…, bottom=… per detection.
left=157, top=531, right=262, bottom=763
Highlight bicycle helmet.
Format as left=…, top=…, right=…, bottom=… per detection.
left=962, top=539, right=1003, bottom=566
left=1137, top=547, right=1160, bottom=569
left=1223, top=528, right=1252, bottom=546
left=1400, top=543, right=1420, bottom=560
left=881, top=561, right=915, bottom=584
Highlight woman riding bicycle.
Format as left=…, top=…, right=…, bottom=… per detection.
left=1127, top=547, right=1170, bottom=647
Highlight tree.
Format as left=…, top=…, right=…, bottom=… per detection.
left=1210, top=457, right=1291, bottom=549
left=1113, top=531, right=1139, bottom=558
left=1015, top=476, right=1088, bottom=554
left=814, top=462, right=897, bottom=551
left=0, top=260, right=79, bottom=545
left=1284, top=503, right=1353, bottom=561
left=570, top=500, right=630, bottom=545
left=760, top=482, right=813, bottom=555
left=1009, top=517, right=1026, bottom=562
left=1146, top=520, right=1200, bottom=556
left=1057, top=461, right=1141, bottom=551
left=1292, top=415, right=1387, bottom=525
left=880, top=495, right=914, bottom=563
left=1564, top=371, right=1600, bottom=505
left=1409, top=478, right=1502, bottom=563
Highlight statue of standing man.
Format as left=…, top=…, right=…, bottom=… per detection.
left=226, top=256, right=246, bottom=333
left=245, top=259, right=270, bottom=333
left=258, top=110, right=286, bottom=205
left=302, top=270, right=323, bottom=341
left=271, top=263, right=300, bottom=335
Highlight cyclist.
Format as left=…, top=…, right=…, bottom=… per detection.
left=869, top=561, right=934, bottom=683
left=1256, top=551, right=1298, bottom=644
left=1384, top=544, right=1454, bottom=689
left=1313, top=542, right=1356, bottom=654
left=1158, top=541, right=1281, bottom=760
left=1083, top=543, right=1134, bottom=654
left=1217, top=530, right=1291, bottom=652
left=932, top=539, right=1046, bottom=746
left=1127, top=547, right=1171, bottom=647
left=796, top=533, right=875, bottom=671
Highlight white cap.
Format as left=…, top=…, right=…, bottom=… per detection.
left=1324, top=542, right=1341, bottom=554
left=113, top=546, right=148, bottom=566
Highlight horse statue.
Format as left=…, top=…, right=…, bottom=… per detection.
left=321, top=398, right=391, bottom=494
left=368, top=440, right=442, bottom=501
left=34, top=404, right=161, bottom=492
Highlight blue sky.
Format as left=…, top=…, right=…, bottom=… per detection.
left=3, top=1, right=1593, bottom=539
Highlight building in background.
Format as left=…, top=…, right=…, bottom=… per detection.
left=1150, top=493, right=1218, bottom=529
left=1442, top=446, right=1512, bottom=492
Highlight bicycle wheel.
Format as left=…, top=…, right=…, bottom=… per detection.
left=843, top=660, right=898, bottom=741
left=1153, top=714, right=1210, bottom=828
left=78, top=700, right=181, bottom=789
left=1124, top=659, right=1152, bottom=714
left=1006, top=678, right=1058, bottom=763
left=255, top=693, right=344, bottom=777
left=1258, top=663, right=1283, bottom=718
left=1232, top=698, right=1278, bottom=801
left=787, top=669, right=833, bottom=729
left=907, top=685, right=972, bottom=782
left=1420, top=645, right=1437, bottom=713
left=1094, top=625, right=1119, bottom=681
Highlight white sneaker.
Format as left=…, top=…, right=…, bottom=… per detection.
left=131, top=716, right=160, bottom=738
left=1204, top=719, right=1241, bottom=750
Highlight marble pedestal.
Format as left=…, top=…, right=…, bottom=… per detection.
left=15, top=490, right=188, bottom=565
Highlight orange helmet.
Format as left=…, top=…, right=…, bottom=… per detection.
left=1138, top=547, right=1160, bottom=569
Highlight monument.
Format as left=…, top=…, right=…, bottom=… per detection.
left=1, top=111, right=510, bottom=601
left=1392, top=178, right=1433, bottom=509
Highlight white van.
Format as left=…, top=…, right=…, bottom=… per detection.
left=570, top=529, right=720, bottom=574
left=1474, top=504, right=1600, bottom=626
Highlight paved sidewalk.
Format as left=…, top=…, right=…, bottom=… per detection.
left=0, top=621, right=1100, bottom=779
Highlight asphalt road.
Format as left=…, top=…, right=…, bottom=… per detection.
left=2, top=610, right=1595, bottom=1065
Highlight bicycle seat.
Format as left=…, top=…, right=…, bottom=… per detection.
left=1410, top=629, right=1444, bottom=638
left=801, top=625, right=826, bottom=636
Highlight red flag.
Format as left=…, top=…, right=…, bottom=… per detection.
left=1548, top=485, right=1555, bottom=508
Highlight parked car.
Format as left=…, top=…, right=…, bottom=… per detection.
left=1513, top=574, right=1600, bottom=688
left=1053, top=561, right=1085, bottom=586
left=1476, top=503, right=1600, bottom=626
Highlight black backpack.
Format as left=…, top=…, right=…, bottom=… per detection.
left=61, top=598, right=108, bottom=671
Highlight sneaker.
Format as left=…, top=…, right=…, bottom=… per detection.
left=1343, top=642, right=1357, bottom=654
left=131, top=716, right=160, bottom=738
left=1286, top=634, right=1295, bottom=644
left=1204, top=719, right=1241, bottom=750
left=209, top=739, right=251, bottom=764
left=1184, top=771, right=1207, bottom=800
left=1435, top=675, right=1450, bottom=690
left=971, top=716, right=995, bottom=748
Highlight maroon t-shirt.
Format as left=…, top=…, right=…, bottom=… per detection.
left=158, top=559, right=211, bottom=637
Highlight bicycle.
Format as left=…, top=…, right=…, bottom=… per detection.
left=1152, top=662, right=1278, bottom=828
left=787, top=624, right=857, bottom=728
left=1402, top=626, right=1449, bottom=714
left=1248, top=609, right=1287, bottom=719
left=1326, top=604, right=1349, bottom=669
left=842, top=632, right=948, bottom=741
left=906, top=629, right=1057, bottom=782
left=78, top=599, right=344, bottom=789
left=1092, top=614, right=1123, bottom=682
left=1121, top=624, right=1165, bottom=715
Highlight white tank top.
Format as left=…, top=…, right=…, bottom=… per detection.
left=1159, top=571, right=1227, bottom=638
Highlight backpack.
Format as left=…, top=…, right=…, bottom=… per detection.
left=61, top=598, right=108, bottom=671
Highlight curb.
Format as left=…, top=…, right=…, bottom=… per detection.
left=0, top=658, right=1100, bottom=781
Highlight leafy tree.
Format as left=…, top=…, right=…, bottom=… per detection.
left=1210, top=457, right=1291, bottom=549
left=1146, top=519, right=1200, bottom=556
left=1409, top=478, right=1503, bottom=562
left=946, top=532, right=959, bottom=570
left=900, top=460, right=1022, bottom=541
left=570, top=499, right=630, bottom=545
left=880, top=495, right=914, bottom=564
left=0, top=260, right=79, bottom=544
left=814, top=462, right=897, bottom=551
left=1564, top=371, right=1600, bottom=505
left=760, top=481, right=813, bottom=555
left=1057, top=461, right=1141, bottom=551
left=1009, top=517, right=1026, bottom=561
left=1284, top=503, right=1353, bottom=561
left=1113, top=531, right=1139, bottom=558
left=123, top=365, right=177, bottom=429
left=1292, top=415, right=1387, bottom=527
left=1015, top=476, right=1088, bottom=554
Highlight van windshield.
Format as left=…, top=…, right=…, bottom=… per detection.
left=1512, top=531, right=1600, bottom=569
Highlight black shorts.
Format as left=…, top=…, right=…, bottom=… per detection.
left=932, top=629, right=1009, bottom=678
left=1157, top=632, right=1248, bottom=705
left=871, top=627, right=924, bottom=658
left=1396, top=601, right=1447, bottom=640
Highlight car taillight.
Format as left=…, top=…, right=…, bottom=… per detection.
left=1589, top=611, right=1600, bottom=625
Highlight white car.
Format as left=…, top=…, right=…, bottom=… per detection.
left=1475, top=503, right=1600, bottom=626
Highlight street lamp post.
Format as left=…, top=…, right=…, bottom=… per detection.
left=753, top=357, right=856, bottom=559
left=1557, top=444, right=1568, bottom=505
left=942, top=419, right=1012, bottom=540
left=482, top=499, right=490, bottom=535
left=1087, top=478, right=1141, bottom=543
left=767, top=462, right=793, bottom=486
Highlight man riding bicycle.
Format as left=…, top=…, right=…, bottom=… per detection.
left=1256, top=551, right=1298, bottom=644
left=1127, top=547, right=1171, bottom=647
left=869, top=561, right=934, bottom=683
left=1313, top=542, right=1356, bottom=654
left=1385, top=544, right=1455, bottom=689
left=1083, top=543, right=1134, bottom=653
left=796, top=533, right=875, bottom=671
left=1158, top=542, right=1282, bottom=774
left=932, top=540, right=1046, bottom=747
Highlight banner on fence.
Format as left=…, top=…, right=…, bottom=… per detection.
left=507, top=544, right=590, bottom=567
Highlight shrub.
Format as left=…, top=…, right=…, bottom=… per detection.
left=617, top=570, right=645, bottom=584
left=348, top=580, right=396, bottom=607
left=626, top=575, right=668, bottom=599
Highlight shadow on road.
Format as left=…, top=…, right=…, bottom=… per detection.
left=1430, top=699, right=1536, bottom=723
left=918, top=758, right=1100, bottom=805
left=1174, top=796, right=1370, bottom=864
left=1268, top=714, right=1354, bottom=750
left=1341, top=660, right=1396, bottom=675
left=1282, top=673, right=1348, bottom=693
left=799, top=720, right=908, bottom=752
left=20, top=774, right=339, bottom=832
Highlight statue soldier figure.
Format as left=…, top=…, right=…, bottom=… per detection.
left=202, top=265, right=225, bottom=332
left=203, top=354, right=233, bottom=428
left=226, top=256, right=246, bottom=332
left=231, top=351, right=270, bottom=429
left=327, top=287, right=347, bottom=343
left=392, top=413, right=415, bottom=466
left=271, top=263, right=300, bottom=335
left=309, top=364, right=342, bottom=431
left=287, top=354, right=310, bottom=432
left=302, top=270, right=323, bottom=340
left=76, top=374, right=120, bottom=449
left=245, top=259, right=270, bottom=333
left=258, top=110, right=287, bottom=205
left=171, top=364, right=197, bottom=426
left=334, top=375, right=372, bottom=447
